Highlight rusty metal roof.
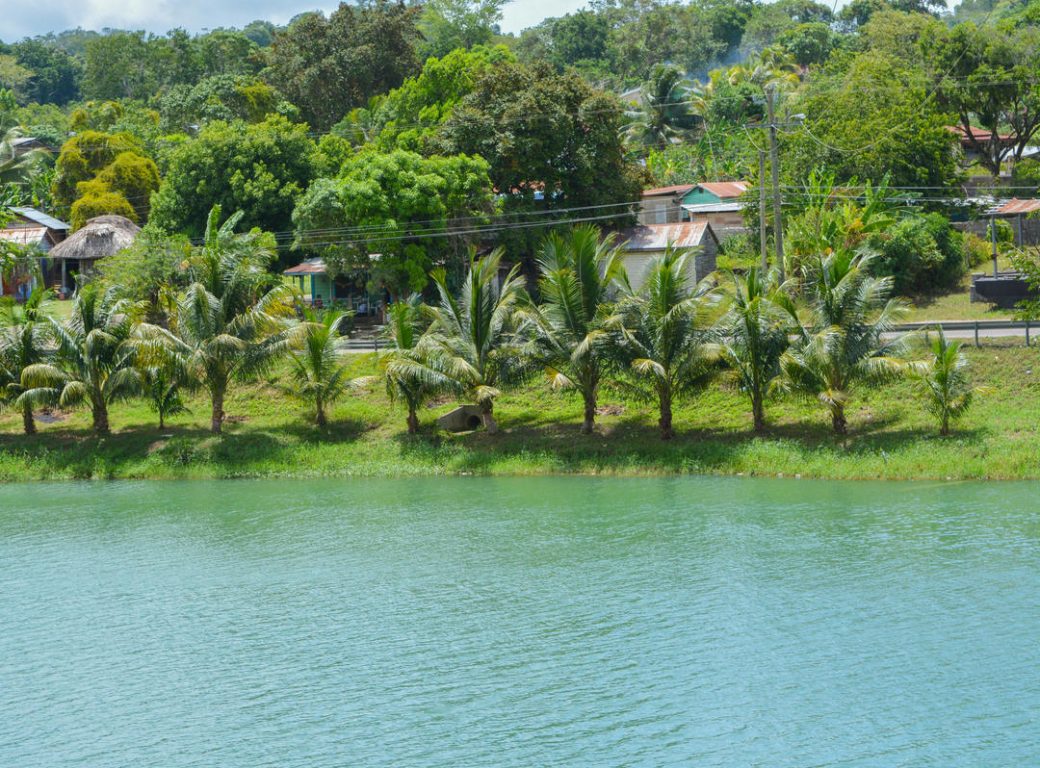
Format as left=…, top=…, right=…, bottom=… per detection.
left=619, top=222, right=717, bottom=251
left=642, top=184, right=695, bottom=198
left=697, top=181, right=748, bottom=199
left=0, top=227, right=50, bottom=247
left=285, top=258, right=328, bottom=275
left=993, top=198, right=1040, bottom=216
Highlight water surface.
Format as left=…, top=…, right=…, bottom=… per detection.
left=1, top=477, right=1037, bottom=766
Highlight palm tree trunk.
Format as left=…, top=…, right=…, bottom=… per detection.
left=211, top=389, right=225, bottom=434
left=316, top=401, right=327, bottom=428
left=941, top=411, right=950, bottom=437
left=21, top=402, right=36, bottom=436
left=581, top=391, right=596, bottom=435
left=406, top=404, right=419, bottom=434
left=158, top=411, right=165, bottom=431
left=659, top=386, right=674, bottom=441
left=831, top=404, right=847, bottom=436
left=92, top=400, right=110, bottom=436
left=481, top=402, right=499, bottom=434
left=752, top=391, right=766, bottom=433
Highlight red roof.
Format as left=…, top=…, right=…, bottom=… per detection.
left=285, top=258, right=327, bottom=275
left=642, top=184, right=695, bottom=198
left=619, top=222, right=717, bottom=251
left=948, top=125, right=1015, bottom=146
left=697, top=181, right=748, bottom=199
left=994, top=198, right=1040, bottom=215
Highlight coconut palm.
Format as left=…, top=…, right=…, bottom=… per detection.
left=608, top=247, right=719, bottom=440
left=138, top=207, right=294, bottom=434
left=0, top=126, right=49, bottom=188
left=426, top=247, right=527, bottom=434
left=282, top=307, right=355, bottom=428
left=718, top=267, right=798, bottom=433
left=382, top=294, right=456, bottom=434
left=20, top=283, right=140, bottom=436
left=910, top=329, right=975, bottom=436
left=776, top=250, right=909, bottom=436
left=0, top=287, right=50, bottom=434
left=525, top=226, right=626, bottom=434
left=624, top=64, right=697, bottom=149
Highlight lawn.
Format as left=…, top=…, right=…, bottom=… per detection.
left=1, top=341, right=1038, bottom=482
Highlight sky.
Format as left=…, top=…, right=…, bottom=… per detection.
left=0, top=0, right=589, bottom=42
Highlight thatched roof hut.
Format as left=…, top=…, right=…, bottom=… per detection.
left=50, top=215, right=141, bottom=264
left=49, top=215, right=141, bottom=294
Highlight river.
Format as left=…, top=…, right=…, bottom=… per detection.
left=0, top=477, right=1037, bottom=766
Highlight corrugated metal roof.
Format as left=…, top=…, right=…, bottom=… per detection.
left=993, top=198, right=1040, bottom=215
left=642, top=184, right=695, bottom=198
left=11, top=207, right=70, bottom=231
left=285, top=258, right=328, bottom=275
left=682, top=202, right=745, bottom=213
left=697, top=181, right=748, bottom=199
left=0, top=227, right=49, bottom=246
left=619, top=222, right=715, bottom=251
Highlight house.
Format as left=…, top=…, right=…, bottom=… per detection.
left=48, top=215, right=140, bottom=294
left=617, top=222, right=719, bottom=290
left=949, top=125, right=1016, bottom=167
left=0, top=207, right=70, bottom=299
left=639, top=182, right=749, bottom=234
left=284, top=258, right=381, bottom=315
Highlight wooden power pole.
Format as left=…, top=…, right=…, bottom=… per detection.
left=766, top=85, right=785, bottom=282
left=758, top=150, right=768, bottom=272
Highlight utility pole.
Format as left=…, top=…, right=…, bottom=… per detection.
left=758, top=150, right=768, bottom=272
left=990, top=214, right=999, bottom=278
left=766, top=85, right=785, bottom=282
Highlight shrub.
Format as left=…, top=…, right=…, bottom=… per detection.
left=870, top=213, right=965, bottom=294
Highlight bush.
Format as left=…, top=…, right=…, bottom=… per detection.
left=870, top=213, right=965, bottom=294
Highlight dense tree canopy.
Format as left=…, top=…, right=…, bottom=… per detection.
left=266, top=1, right=423, bottom=131
left=150, top=116, right=316, bottom=238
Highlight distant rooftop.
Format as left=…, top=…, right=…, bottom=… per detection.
left=10, top=207, right=70, bottom=231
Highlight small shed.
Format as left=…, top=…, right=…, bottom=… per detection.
left=617, top=222, right=719, bottom=290
left=49, top=215, right=140, bottom=293
left=0, top=207, right=70, bottom=298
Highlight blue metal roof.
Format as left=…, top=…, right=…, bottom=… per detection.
left=11, top=207, right=70, bottom=231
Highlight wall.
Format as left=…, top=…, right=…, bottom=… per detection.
left=638, top=196, right=682, bottom=225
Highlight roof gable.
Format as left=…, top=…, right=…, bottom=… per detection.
left=619, top=222, right=718, bottom=251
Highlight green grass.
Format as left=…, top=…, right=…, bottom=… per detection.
left=1, top=342, right=1039, bottom=482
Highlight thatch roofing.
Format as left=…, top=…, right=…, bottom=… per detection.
left=49, top=215, right=140, bottom=262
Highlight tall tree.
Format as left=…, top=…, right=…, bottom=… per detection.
left=292, top=149, right=495, bottom=298
left=139, top=207, right=294, bottom=433
left=525, top=226, right=627, bottom=434
left=924, top=23, right=1040, bottom=178
left=150, top=116, right=316, bottom=238
left=267, top=1, right=423, bottom=131
left=419, top=0, right=506, bottom=59
left=623, top=64, right=697, bottom=150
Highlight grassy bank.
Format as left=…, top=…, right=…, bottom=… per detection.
left=0, top=341, right=1037, bottom=482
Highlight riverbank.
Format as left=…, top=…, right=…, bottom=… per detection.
left=0, top=341, right=1037, bottom=482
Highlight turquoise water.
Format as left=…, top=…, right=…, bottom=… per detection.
left=0, top=477, right=1037, bottom=766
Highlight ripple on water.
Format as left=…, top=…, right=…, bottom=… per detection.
left=0, top=477, right=1038, bottom=767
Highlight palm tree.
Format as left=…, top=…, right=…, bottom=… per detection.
left=0, top=287, right=50, bottom=434
left=0, top=126, right=48, bottom=188
left=20, top=284, right=140, bottom=436
left=776, top=251, right=909, bottom=436
left=624, top=64, right=696, bottom=149
left=382, top=295, right=456, bottom=434
left=910, top=329, right=975, bottom=436
left=608, top=247, right=719, bottom=440
left=131, top=336, right=191, bottom=430
left=426, top=248, right=527, bottom=434
left=139, top=207, right=294, bottom=434
left=283, top=307, right=355, bottom=428
left=718, top=267, right=797, bottom=433
left=525, top=226, right=626, bottom=434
